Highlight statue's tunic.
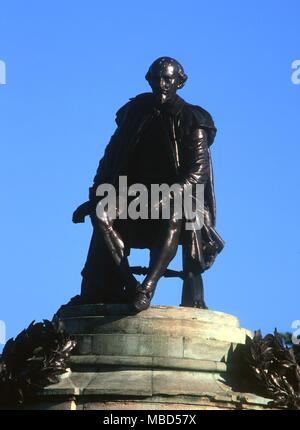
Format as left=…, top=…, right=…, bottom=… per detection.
left=81, top=93, right=224, bottom=303
left=127, top=109, right=177, bottom=187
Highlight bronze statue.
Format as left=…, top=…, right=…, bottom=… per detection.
left=72, top=57, right=224, bottom=311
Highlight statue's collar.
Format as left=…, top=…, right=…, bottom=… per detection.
left=153, top=94, right=185, bottom=115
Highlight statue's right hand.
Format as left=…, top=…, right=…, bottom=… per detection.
left=72, top=201, right=92, bottom=224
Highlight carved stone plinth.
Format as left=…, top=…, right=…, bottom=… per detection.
left=16, top=304, right=273, bottom=410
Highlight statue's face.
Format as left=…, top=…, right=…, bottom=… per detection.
left=149, top=62, right=180, bottom=104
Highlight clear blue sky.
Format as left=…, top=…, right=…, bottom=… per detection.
left=0, top=0, right=299, bottom=347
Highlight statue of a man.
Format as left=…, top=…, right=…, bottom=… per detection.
left=73, top=57, right=224, bottom=311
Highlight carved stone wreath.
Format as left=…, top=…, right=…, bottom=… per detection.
left=0, top=316, right=76, bottom=406
left=244, top=330, right=300, bottom=409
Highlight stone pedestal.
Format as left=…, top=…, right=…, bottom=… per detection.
left=19, top=304, right=271, bottom=410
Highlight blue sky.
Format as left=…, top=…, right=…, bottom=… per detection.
left=0, top=0, right=299, bottom=347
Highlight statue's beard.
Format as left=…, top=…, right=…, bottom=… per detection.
left=154, top=92, right=173, bottom=105
left=159, top=93, right=168, bottom=104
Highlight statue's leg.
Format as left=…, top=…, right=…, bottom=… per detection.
left=133, top=216, right=183, bottom=311
left=181, top=272, right=207, bottom=309
left=80, top=227, right=125, bottom=304
left=181, top=256, right=207, bottom=309
left=97, top=204, right=138, bottom=296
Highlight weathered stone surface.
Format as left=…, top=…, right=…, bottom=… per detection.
left=63, top=315, right=249, bottom=340
left=74, top=335, right=92, bottom=355
left=62, top=306, right=251, bottom=366
left=21, top=305, right=273, bottom=410
left=183, top=338, right=236, bottom=361
left=76, top=400, right=273, bottom=410
left=152, top=370, right=226, bottom=396
left=39, top=368, right=272, bottom=410
left=69, top=355, right=227, bottom=372
left=40, top=369, right=242, bottom=399
left=91, top=334, right=184, bottom=358
left=73, top=336, right=238, bottom=364
left=58, top=304, right=240, bottom=327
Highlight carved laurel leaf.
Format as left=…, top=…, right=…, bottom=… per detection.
left=0, top=317, right=76, bottom=406
left=244, top=330, right=300, bottom=409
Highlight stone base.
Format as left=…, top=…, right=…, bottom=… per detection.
left=17, top=305, right=274, bottom=410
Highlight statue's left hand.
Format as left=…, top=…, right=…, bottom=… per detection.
left=72, top=201, right=92, bottom=223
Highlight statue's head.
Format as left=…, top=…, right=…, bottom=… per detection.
left=145, top=57, right=187, bottom=104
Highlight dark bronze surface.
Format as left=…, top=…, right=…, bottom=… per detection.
left=72, top=57, right=224, bottom=311
left=225, top=330, right=300, bottom=409
left=0, top=317, right=76, bottom=406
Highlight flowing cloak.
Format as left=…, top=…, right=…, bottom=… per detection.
left=81, top=93, right=224, bottom=302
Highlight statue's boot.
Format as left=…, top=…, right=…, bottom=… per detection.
left=133, top=217, right=183, bottom=312
left=133, top=282, right=156, bottom=312
left=181, top=272, right=208, bottom=309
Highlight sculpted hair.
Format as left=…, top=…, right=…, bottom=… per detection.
left=145, top=57, right=188, bottom=89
